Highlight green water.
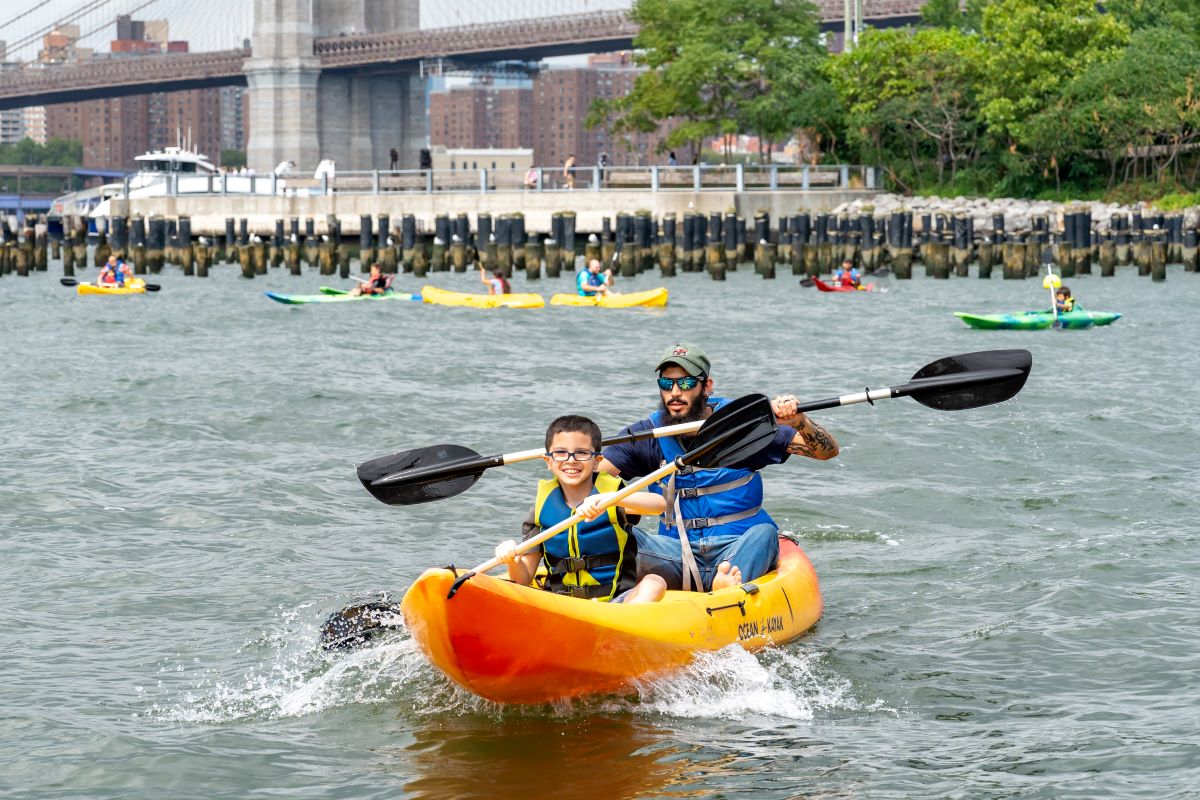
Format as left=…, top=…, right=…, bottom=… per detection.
left=2, top=262, right=1198, bottom=799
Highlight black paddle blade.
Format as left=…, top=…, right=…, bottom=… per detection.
left=144, top=283, right=161, bottom=292
left=60, top=277, right=78, bottom=287
left=358, top=444, right=483, bottom=505
left=319, top=600, right=403, bottom=651
left=906, top=349, right=1032, bottom=410
left=682, top=394, right=778, bottom=470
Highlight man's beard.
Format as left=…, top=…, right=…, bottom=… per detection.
left=659, top=392, right=709, bottom=425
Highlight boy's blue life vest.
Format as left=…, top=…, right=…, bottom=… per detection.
left=650, top=397, right=775, bottom=541
left=534, top=472, right=631, bottom=601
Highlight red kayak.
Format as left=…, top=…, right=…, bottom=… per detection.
left=812, top=277, right=875, bottom=293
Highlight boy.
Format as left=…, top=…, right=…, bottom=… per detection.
left=834, top=259, right=861, bottom=288
left=494, top=415, right=667, bottom=604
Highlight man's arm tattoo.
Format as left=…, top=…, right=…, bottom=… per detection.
left=786, top=416, right=839, bottom=458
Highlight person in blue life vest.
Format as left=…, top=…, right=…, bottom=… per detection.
left=577, top=258, right=614, bottom=297
left=98, top=254, right=131, bottom=287
left=598, top=344, right=840, bottom=592
left=834, top=258, right=861, bottom=288
left=494, top=415, right=669, bottom=604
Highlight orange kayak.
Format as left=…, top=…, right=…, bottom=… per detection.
left=400, top=537, right=822, bottom=703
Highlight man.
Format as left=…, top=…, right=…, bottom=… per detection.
left=599, top=344, right=839, bottom=592
left=389, top=148, right=399, bottom=171
left=576, top=258, right=613, bottom=297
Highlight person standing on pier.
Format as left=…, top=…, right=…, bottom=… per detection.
left=389, top=148, right=399, bottom=171
left=563, top=154, right=576, bottom=190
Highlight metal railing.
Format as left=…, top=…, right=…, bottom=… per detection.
left=125, top=164, right=877, bottom=199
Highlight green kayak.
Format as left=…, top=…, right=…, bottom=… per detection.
left=265, top=287, right=422, bottom=305
left=954, top=308, right=1122, bottom=330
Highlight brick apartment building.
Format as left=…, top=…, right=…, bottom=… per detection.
left=38, top=18, right=229, bottom=170
left=429, top=54, right=671, bottom=171
left=428, top=78, right=531, bottom=151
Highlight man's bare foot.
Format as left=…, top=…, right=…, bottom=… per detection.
left=710, top=561, right=742, bottom=591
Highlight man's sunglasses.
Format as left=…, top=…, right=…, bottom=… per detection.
left=546, top=449, right=599, bottom=462
left=657, top=375, right=705, bottom=391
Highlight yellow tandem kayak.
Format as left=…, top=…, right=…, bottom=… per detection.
left=77, top=279, right=147, bottom=296
left=400, top=537, right=821, bottom=704
left=420, top=285, right=545, bottom=309
left=549, top=287, right=669, bottom=308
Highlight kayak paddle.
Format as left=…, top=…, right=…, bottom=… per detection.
left=357, top=348, right=1032, bottom=507
left=60, top=277, right=161, bottom=291
left=320, top=394, right=778, bottom=648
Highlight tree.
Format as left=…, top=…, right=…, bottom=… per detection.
left=828, top=27, right=985, bottom=186
left=1024, top=26, right=1200, bottom=188
left=220, top=149, right=246, bottom=169
left=976, top=0, right=1129, bottom=147
left=592, top=0, right=828, bottom=162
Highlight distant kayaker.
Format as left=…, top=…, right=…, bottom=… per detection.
left=480, top=265, right=511, bottom=295
left=494, top=415, right=668, bottom=604
left=598, top=343, right=840, bottom=592
left=834, top=259, right=861, bottom=288
left=98, top=254, right=132, bottom=287
left=349, top=264, right=392, bottom=296
left=1055, top=286, right=1075, bottom=313
left=577, top=258, right=613, bottom=297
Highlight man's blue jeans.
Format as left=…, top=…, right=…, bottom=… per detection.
left=631, top=524, right=780, bottom=591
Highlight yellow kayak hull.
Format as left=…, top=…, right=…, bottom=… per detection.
left=400, top=538, right=821, bottom=704
left=77, top=280, right=146, bottom=296
left=549, top=287, right=669, bottom=308
left=420, top=285, right=545, bottom=309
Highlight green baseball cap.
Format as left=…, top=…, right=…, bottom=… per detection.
left=655, top=343, right=710, bottom=377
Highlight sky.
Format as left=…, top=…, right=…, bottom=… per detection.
left=0, top=0, right=630, bottom=61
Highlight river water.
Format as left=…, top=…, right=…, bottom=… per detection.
left=2, top=261, right=1198, bottom=799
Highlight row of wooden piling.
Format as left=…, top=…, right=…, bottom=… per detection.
left=3, top=207, right=1198, bottom=281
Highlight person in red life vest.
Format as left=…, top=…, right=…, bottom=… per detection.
left=480, top=265, right=511, bottom=295
left=494, top=415, right=668, bottom=604
left=349, top=263, right=392, bottom=296
left=833, top=259, right=861, bottom=288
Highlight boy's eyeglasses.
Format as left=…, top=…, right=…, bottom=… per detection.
left=657, top=375, right=704, bottom=392
left=546, top=449, right=598, bottom=462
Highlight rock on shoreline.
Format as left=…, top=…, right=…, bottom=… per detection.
left=832, top=194, right=1200, bottom=232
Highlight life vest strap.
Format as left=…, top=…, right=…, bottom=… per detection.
left=675, top=473, right=754, bottom=499
left=667, top=506, right=762, bottom=531
left=548, top=583, right=613, bottom=600
left=546, top=551, right=620, bottom=576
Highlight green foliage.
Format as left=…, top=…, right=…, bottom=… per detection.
left=1024, top=26, right=1200, bottom=188
left=921, top=0, right=964, bottom=29
left=977, top=0, right=1130, bottom=144
left=595, top=0, right=834, bottom=161
left=828, top=27, right=986, bottom=188
left=220, top=149, right=247, bottom=169
left=0, top=137, right=82, bottom=166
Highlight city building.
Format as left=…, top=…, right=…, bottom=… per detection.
left=531, top=53, right=671, bottom=171
left=428, top=78, right=532, bottom=151
left=35, top=18, right=231, bottom=170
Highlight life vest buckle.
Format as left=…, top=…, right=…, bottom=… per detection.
left=560, top=556, right=588, bottom=573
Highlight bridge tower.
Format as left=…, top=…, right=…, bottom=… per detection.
left=245, top=0, right=322, bottom=173
left=245, top=0, right=425, bottom=174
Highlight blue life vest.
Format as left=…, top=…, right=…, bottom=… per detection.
left=650, top=397, right=775, bottom=540
left=576, top=269, right=605, bottom=296
left=534, top=472, right=631, bottom=600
